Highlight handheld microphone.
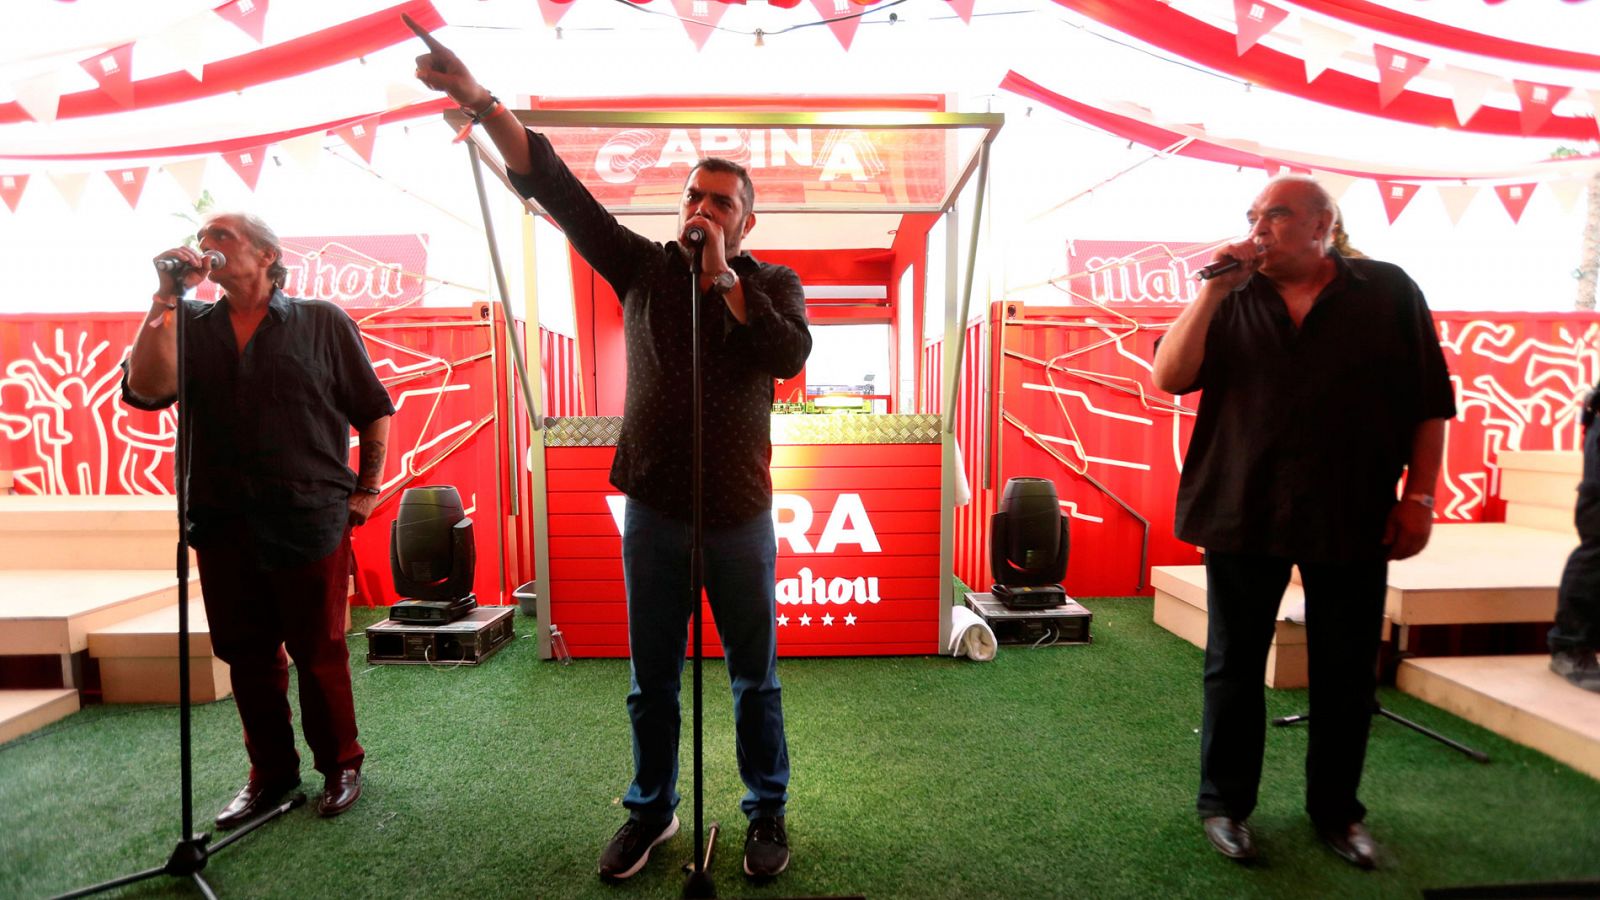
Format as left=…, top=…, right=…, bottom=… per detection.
left=683, top=225, right=707, bottom=248
left=1194, top=257, right=1241, bottom=281
left=154, top=250, right=226, bottom=274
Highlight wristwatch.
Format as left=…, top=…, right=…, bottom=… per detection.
left=1404, top=492, right=1435, bottom=509
left=710, top=270, right=738, bottom=293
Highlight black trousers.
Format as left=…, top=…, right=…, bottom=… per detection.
left=1197, top=550, right=1387, bottom=828
left=1553, top=420, right=1600, bottom=654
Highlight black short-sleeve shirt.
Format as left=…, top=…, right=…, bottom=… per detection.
left=507, top=130, right=813, bottom=526
left=120, top=291, right=395, bottom=568
left=1172, top=254, right=1457, bottom=561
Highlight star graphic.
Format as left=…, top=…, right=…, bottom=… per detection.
left=821, top=613, right=835, bottom=626
left=776, top=614, right=789, bottom=627
left=844, top=613, right=858, bottom=626
left=799, top=614, right=812, bottom=627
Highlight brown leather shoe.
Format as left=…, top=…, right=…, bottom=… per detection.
left=1319, top=821, right=1381, bottom=870
left=315, top=767, right=362, bottom=818
left=215, top=777, right=300, bottom=830
left=1202, top=816, right=1257, bottom=861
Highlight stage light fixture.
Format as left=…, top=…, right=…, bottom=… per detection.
left=389, top=485, right=477, bottom=623
left=988, top=476, right=1070, bottom=609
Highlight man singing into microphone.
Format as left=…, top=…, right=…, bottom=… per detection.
left=122, top=213, right=394, bottom=829
left=1153, top=176, right=1455, bottom=869
left=414, top=40, right=810, bottom=884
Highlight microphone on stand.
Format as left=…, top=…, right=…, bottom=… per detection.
left=153, top=250, right=226, bottom=274
left=683, top=225, right=707, bottom=248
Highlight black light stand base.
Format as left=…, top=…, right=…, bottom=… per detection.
left=1272, top=706, right=1489, bottom=763
left=683, top=820, right=719, bottom=898
left=53, top=793, right=306, bottom=899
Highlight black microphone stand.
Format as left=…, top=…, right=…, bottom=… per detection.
left=57, top=271, right=304, bottom=900
left=683, top=236, right=719, bottom=899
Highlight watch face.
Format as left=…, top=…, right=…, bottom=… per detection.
left=713, top=272, right=737, bottom=291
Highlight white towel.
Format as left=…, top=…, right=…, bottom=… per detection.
left=948, top=604, right=998, bottom=661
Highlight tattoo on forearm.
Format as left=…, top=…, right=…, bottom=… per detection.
left=359, top=439, right=386, bottom=484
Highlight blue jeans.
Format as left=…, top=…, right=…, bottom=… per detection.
left=620, top=498, right=789, bottom=823
left=1553, top=420, right=1600, bottom=654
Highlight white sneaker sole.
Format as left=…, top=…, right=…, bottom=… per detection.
left=603, top=815, right=680, bottom=881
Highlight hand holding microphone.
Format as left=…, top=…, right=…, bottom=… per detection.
left=153, top=250, right=226, bottom=274
left=152, top=248, right=226, bottom=304
left=1194, top=241, right=1259, bottom=286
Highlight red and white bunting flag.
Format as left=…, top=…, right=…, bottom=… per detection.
left=214, top=0, right=270, bottom=43
left=1263, top=159, right=1310, bottom=178
left=164, top=158, right=209, bottom=204
left=106, top=167, right=150, bottom=209
left=1437, top=65, right=1502, bottom=127
left=333, top=114, right=383, bottom=164
left=945, top=0, right=976, bottom=24
left=1375, top=179, right=1419, bottom=224
left=1232, top=0, right=1287, bottom=56
left=13, top=70, right=64, bottom=124
left=1436, top=184, right=1479, bottom=225
left=669, top=0, right=730, bottom=51
left=1310, top=170, right=1354, bottom=202
left=1372, top=45, right=1429, bottom=109
left=79, top=43, right=135, bottom=108
left=49, top=172, right=88, bottom=210
left=1297, top=18, right=1355, bottom=83
left=537, top=0, right=576, bottom=29
left=0, top=174, right=28, bottom=213
left=222, top=145, right=269, bottom=191
left=811, top=0, right=864, bottom=51
left=1512, top=80, right=1572, bottom=136
left=1493, top=182, right=1536, bottom=223
left=1549, top=179, right=1583, bottom=214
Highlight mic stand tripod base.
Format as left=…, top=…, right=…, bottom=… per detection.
left=682, top=820, right=719, bottom=898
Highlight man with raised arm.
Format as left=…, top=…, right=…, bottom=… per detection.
left=1153, top=176, right=1455, bottom=870
left=123, top=213, right=393, bottom=828
left=415, top=37, right=811, bottom=883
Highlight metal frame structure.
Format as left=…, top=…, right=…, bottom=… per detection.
left=449, top=106, right=1003, bottom=658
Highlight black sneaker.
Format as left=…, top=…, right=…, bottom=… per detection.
left=743, top=815, right=789, bottom=879
left=598, top=815, right=679, bottom=881
left=1551, top=649, right=1600, bottom=692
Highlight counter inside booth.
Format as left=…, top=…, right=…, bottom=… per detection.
left=540, top=414, right=945, bottom=658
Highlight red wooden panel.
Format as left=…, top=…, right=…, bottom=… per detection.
left=545, top=445, right=616, bottom=470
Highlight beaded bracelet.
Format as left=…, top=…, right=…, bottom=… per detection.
left=452, top=94, right=505, bottom=143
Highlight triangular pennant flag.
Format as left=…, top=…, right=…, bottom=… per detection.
left=1375, top=180, right=1419, bottom=224
left=278, top=131, right=326, bottom=170
left=214, top=0, right=269, bottom=43
left=79, top=43, right=135, bottom=108
left=385, top=80, right=433, bottom=110
left=669, top=0, right=730, bottom=51
left=1512, top=80, right=1571, bottom=136
left=1311, top=170, right=1355, bottom=202
left=221, top=145, right=269, bottom=191
left=1263, top=159, right=1310, bottom=178
left=106, top=167, right=150, bottom=209
left=1297, top=18, right=1355, bottom=82
left=1549, top=179, right=1584, bottom=214
left=13, top=70, right=64, bottom=124
left=137, top=12, right=215, bottom=81
left=333, top=114, right=383, bottom=164
left=1232, top=0, right=1287, bottom=56
left=0, top=174, right=28, bottom=213
left=945, top=0, right=976, bottom=24
left=537, top=0, right=576, bottom=29
left=1437, top=65, right=1502, bottom=127
left=1372, top=45, right=1430, bottom=109
left=49, top=172, right=88, bottom=209
left=164, top=158, right=209, bottom=204
left=1493, top=182, right=1536, bottom=223
left=811, top=0, right=865, bottom=51
left=1436, top=184, right=1479, bottom=225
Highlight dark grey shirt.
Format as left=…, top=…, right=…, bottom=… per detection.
left=1172, top=254, right=1457, bottom=561
left=121, top=290, right=394, bottom=568
left=508, top=129, right=812, bottom=526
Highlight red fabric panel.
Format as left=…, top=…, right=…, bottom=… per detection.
left=0, top=1, right=446, bottom=125
left=1049, top=0, right=1600, bottom=141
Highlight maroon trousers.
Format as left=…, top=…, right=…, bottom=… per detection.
left=197, top=520, right=363, bottom=784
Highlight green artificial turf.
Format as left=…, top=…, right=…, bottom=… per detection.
left=3, top=598, right=1597, bottom=899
